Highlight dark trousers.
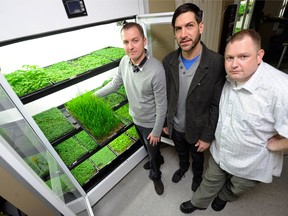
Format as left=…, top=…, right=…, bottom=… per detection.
left=171, top=129, right=204, bottom=181
left=135, top=125, right=162, bottom=180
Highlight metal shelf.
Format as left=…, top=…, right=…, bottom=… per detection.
left=20, top=60, right=120, bottom=104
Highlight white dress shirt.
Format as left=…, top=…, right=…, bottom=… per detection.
left=210, top=62, right=288, bottom=183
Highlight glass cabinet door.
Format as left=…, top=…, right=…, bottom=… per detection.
left=0, top=72, right=94, bottom=216
left=235, top=0, right=255, bottom=32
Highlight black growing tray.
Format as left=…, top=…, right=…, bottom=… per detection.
left=20, top=60, right=120, bottom=104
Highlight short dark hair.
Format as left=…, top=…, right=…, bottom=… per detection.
left=172, top=3, right=203, bottom=27
left=228, top=29, right=261, bottom=50
left=121, top=22, right=145, bottom=38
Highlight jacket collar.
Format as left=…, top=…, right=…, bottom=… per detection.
left=169, top=41, right=209, bottom=69
left=169, top=42, right=208, bottom=96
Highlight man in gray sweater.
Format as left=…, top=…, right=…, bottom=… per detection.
left=94, top=22, right=167, bottom=195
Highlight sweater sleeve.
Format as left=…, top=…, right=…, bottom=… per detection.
left=151, top=63, right=167, bottom=137
left=94, top=62, right=124, bottom=98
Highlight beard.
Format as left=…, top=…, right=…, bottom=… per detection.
left=178, top=34, right=201, bottom=52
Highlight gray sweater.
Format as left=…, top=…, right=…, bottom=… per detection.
left=94, top=54, right=167, bottom=137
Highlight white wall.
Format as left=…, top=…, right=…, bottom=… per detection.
left=176, top=0, right=224, bottom=52
left=0, top=0, right=144, bottom=43
left=0, top=1, right=144, bottom=116
left=0, top=23, right=124, bottom=74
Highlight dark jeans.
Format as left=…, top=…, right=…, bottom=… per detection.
left=135, top=125, right=162, bottom=180
left=171, top=128, right=204, bottom=181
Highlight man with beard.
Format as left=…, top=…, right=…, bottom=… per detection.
left=179, top=28, right=288, bottom=214
left=162, top=3, right=226, bottom=192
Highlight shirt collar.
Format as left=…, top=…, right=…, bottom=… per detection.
left=226, top=61, right=264, bottom=94
left=129, top=49, right=150, bottom=73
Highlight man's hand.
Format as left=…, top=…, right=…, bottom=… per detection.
left=195, top=140, right=210, bottom=152
left=267, top=135, right=288, bottom=151
left=147, top=133, right=160, bottom=146
left=162, top=127, right=169, bottom=135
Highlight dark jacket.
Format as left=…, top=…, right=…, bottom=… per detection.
left=162, top=42, right=226, bottom=144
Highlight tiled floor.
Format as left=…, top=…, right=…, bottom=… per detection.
left=92, top=143, right=288, bottom=216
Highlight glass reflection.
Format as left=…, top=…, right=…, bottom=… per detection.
left=0, top=86, right=81, bottom=203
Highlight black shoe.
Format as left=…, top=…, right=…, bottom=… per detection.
left=143, top=157, right=164, bottom=170
left=191, top=178, right=202, bottom=192
left=153, top=179, right=164, bottom=195
left=172, top=169, right=186, bottom=183
left=143, top=161, right=151, bottom=170
left=211, top=196, right=227, bottom=211
left=180, top=201, right=206, bottom=214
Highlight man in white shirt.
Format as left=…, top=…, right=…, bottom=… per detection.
left=179, top=29, right=288, bottom=214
